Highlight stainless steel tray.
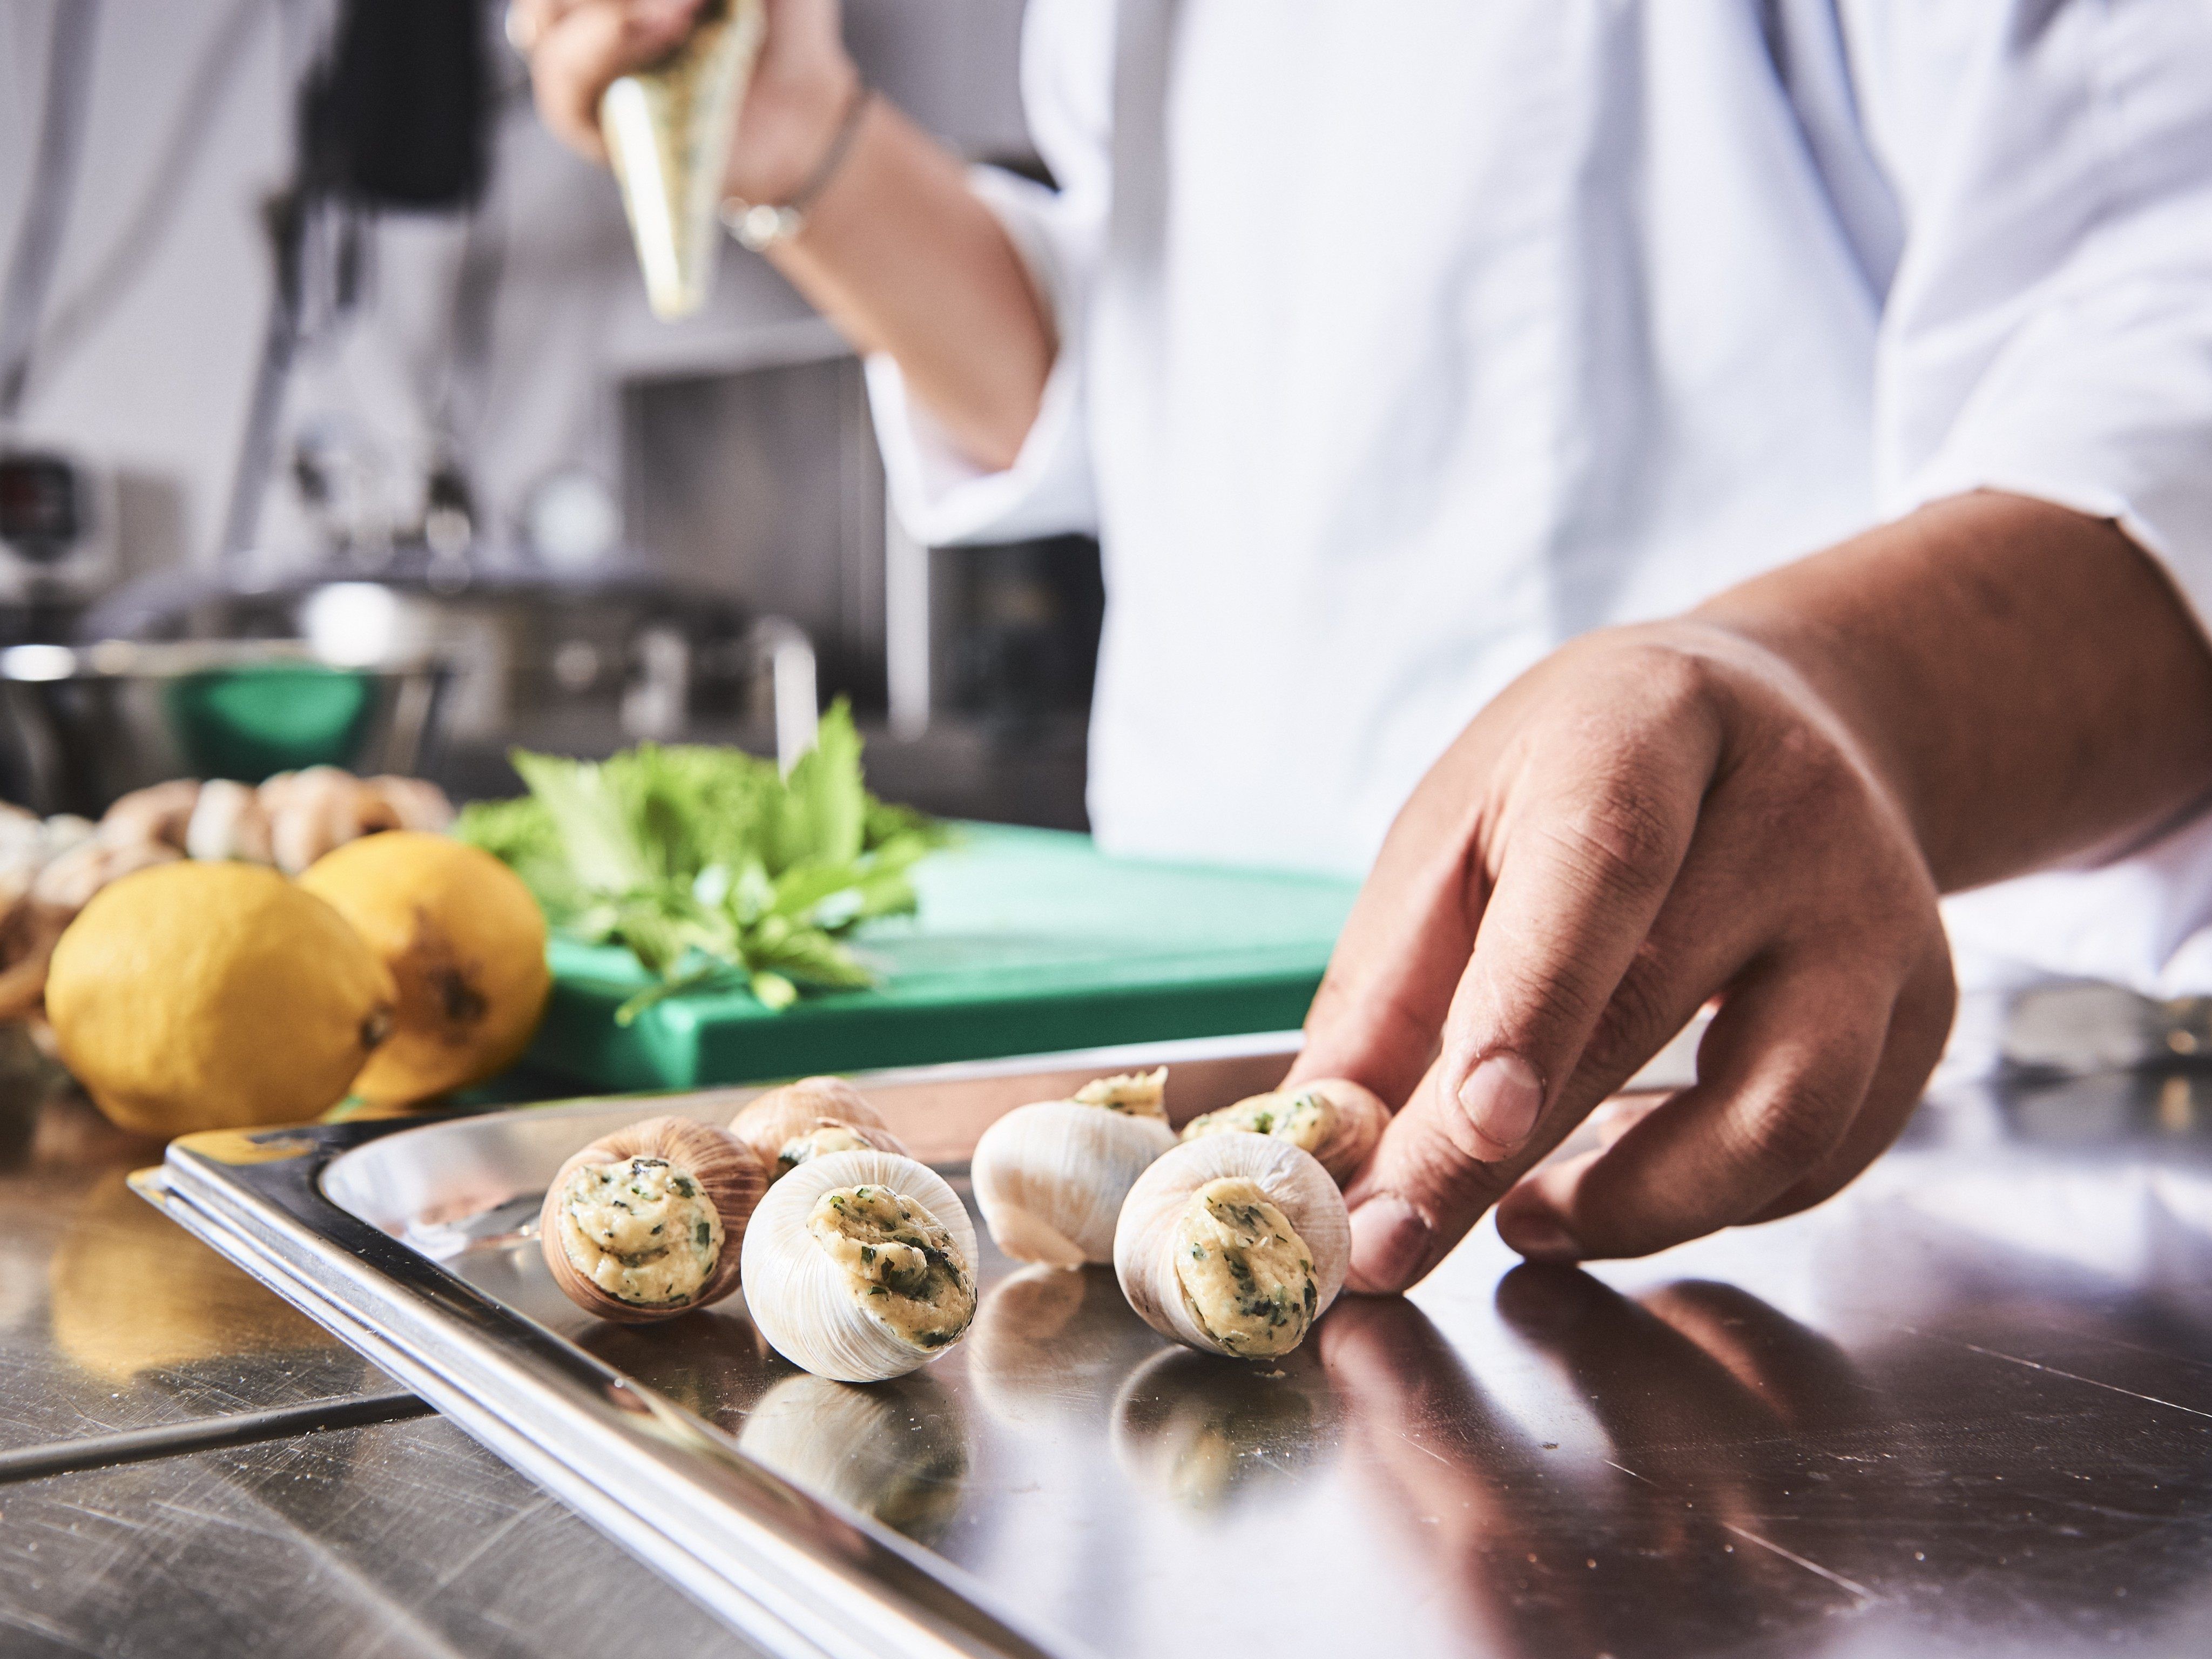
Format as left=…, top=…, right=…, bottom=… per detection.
left=140, top=1037, right=2212, bottom=1659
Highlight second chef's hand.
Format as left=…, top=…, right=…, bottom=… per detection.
left=515, top=0, right=1054, bottom=471
left=1293, top=491, right=2212, bottom=1291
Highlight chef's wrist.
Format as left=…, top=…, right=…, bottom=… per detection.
left=727, top=53, right=862, bottom=208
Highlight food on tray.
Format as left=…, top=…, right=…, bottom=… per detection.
left=46, top=862, right=396, bottom=1135
left=741, top=1148, right=979, bottom=1382
left=738, top=1373, right=968, bottom=1539
left=539, top=1116, right=763, bottom=1323
left=1114, top=1136, right=1349, bottom=1360
left=300, top=832, right=551, bottom=1104
left=971, top=1068, right=1176, bottom=1267
left=452, top=702, right=943, bottom=1021
left=0, top=769, right=453, bottom=1027
left=1069, top=1067, right=1168, bottom=1117
left=1178, top=1077, right=1390, bottom=1185
left=727, top=1075, right=906, bottom=1179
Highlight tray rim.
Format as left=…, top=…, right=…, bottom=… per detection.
left=143, top=1029, right=1307, bottom=1659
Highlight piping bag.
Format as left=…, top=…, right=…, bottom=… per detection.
left=600, top=0, right=767, bottom=319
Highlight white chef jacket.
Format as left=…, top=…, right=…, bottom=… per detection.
left=867, top=1, right=2212, bottom=999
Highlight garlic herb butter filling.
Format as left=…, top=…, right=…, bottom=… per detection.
left=775, top=1122, right=873, bottom=1177
left=1171, top=1177, right=1319, bottom=1357
left=1182, top=1089, right=1334, bottom=1155
left=806, top=1185, right=977, bottom=1351
left=1073, top=1066, right=1168, bottom=1119
left=557, top=1155, right=723, bottom=1307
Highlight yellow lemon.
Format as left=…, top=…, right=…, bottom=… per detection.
left=300, top=830, right=550, bottom=1104
left=48, top=861, right=395, bottom=1136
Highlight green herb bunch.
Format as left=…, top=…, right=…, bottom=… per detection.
left=454, top=702, right=942, bottom=1022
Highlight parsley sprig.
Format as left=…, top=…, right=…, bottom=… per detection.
left=455, top=702, right=943, bottom=1022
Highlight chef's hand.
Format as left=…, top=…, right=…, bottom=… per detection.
left=1291, top=619, right=1957, bottom=1289
left=511, top=0, right=1051, bottom=467
left=511, top=0, right=854, bottom=204
left=1294, top=493, right=2212, bottom=1290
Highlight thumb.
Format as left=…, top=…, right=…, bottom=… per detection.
left=1339, top=1057, right=1514, bottom=1293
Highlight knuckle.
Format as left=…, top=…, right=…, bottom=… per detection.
left=1542, top=784, right=1685, bottom=898
left=1726, top=1078, right=1851, bottom=1179
left=1485, top=953, right=1613, bottom=1049
left=1624, top=639, right=1722, bottom=723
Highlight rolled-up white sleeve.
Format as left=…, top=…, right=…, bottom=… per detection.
left=866, top=0, right=1112, bottom=547
left=1864, top=2, right=2212, bottom=633
left=1852, top=3, right=2212, bottom=995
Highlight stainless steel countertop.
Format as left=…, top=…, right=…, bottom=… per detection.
left=0, top=1034, right=393, bottom=1457
left=3, top=1415, right=757, bottom=1657
left=9, top=1034, right=2212, bottom=1656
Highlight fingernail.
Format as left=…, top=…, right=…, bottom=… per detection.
left=1455, top=1052, right=1544, bottom=1158
left=1346, top=1195, right=1431, bottom=1293
left=1499, top=1209, right=1581, bottom=1263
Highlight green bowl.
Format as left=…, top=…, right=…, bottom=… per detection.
left=165, top=663, right=379, bottom=780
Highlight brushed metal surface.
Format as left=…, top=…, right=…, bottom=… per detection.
left=0, top=1040, right=393, bottom=1457
left=0, top=1413, right=761, bottom=1658
left=154, top=1036, right=2212, bottom=1659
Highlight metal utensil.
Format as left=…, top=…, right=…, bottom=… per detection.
left=0, top=637, right=450, bottom=816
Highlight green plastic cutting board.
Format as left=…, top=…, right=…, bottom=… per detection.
left=525, top=822, right=1356, bottom=1091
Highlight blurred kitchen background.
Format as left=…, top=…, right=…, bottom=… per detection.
left=0, top=0, right=1100, bottom=826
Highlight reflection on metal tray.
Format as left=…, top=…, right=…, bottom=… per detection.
left=144, top=1038, right=2212, bottom=1659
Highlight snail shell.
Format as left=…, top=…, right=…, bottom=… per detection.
left=1071, top=1065, right=1168, bottom=1117
left=539, top=1116, right=765, bottom=1324
left=729, top=1076, right=892, bottom=1177
left=971, top=1100, right=1175, bottom=1267
left=1114, top=1136, right=1350, bottom=1360
left=1178, top=1076, right=1390, bottom=1186
left=741, top=1148, right=979, bottom=1382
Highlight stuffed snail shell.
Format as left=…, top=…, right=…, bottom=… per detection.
left=971, top=1088, right=1177, bottom=1267
left=540, top=1116, right=765, bottom=1324
left=741, top=1148, right=979, bottom=1382
left=1069, top=1065, right=1168, bottom=1117
left=1177, top=1076, right=1389, bottom=1185
left=1114, top=1135, right=1350, bottom=1360
left=729, top=1076, right=899, bottom=1179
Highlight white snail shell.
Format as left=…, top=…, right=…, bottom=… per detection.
left=741, top=1148, right=979, bottom=1383
left=539, top=1115, right=765, bottom=1324
left=1178, top=1076, right=1391, bottom=1186
left=1114, top=1136, right=1350, bottom=1359
left=971, top=1100, right=1176, bottom=1267
left=729, top=1076, right=891, bottom=1176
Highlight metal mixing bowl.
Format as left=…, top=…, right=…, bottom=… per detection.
left=0, top=638, right=451, bottom=817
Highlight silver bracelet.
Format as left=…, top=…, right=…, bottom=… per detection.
left=720, top=80, right=872, bottom=252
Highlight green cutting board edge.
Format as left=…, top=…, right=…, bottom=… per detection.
left=526, top=822, right=1357, bottom=1091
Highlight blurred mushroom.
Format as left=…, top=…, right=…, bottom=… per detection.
left=96, top=779, right=201, bottom=852
left=183, top=778, right=276, bottom=864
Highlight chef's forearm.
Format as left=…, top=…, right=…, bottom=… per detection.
left=1696, top=491, right=2212, bottom=894
left=761, top=86, right=1055, bottom=473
